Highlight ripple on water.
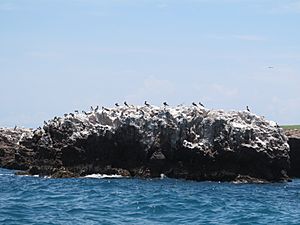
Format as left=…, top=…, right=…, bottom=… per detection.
left=1, top=169, right=300, bottom=225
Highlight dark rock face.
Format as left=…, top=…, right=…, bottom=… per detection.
left=285, top=130, right=300, bottom=177
left=288, top=138, right=300, bottom=177
left=0, top=106, right=291, bottom=182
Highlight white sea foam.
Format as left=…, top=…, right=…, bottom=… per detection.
left=18, top=174, right=39, bottom=177
left=84, top=174, right=124, bottom=179
left=160, top=173, right=167, bottom=179
left=0, top=173, right=14, bottom=176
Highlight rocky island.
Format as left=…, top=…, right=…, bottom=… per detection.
left=0, top=104, right=294, bottom=183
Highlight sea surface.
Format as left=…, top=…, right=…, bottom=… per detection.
left=0, top=168, right=300, bottom=225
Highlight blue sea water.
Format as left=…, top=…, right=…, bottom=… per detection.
left=0, top=168, right=300, bottom=225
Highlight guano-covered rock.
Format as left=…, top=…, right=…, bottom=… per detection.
left=0, top=105, right=290, bottom=182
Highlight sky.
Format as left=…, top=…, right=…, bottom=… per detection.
left=0, top=0, right=300, bottom=127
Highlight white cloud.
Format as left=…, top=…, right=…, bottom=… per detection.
left=26, top=51, right=65, bottom=60
left=231, top=35, right=267, bottom=41
left=0, top=2, right=16, bottom=11
left=207, top=34, right=267, bottom=42
left=93, top=47, right=160, bottom=55
left=210, top=83, right=239, bottom=97
left=126, top=76, right=176, bottom=104
left=270, top=0, right=300, bottom=14
left=157, top=3, right=168, bottom=9
left=266, top=96, right=300, bottom=125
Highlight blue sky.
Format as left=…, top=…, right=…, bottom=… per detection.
left=1, top=0, right=300, bottom=127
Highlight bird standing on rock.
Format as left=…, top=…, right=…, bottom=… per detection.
left=115, top=103, right=120, bottom=107
left=90, top=106, right=94, bottom=111
left=199, top=102, right=205, bottom=107
left=95, top=106, right=99, bottom=111
left=246, top=106, right=250, bottom=112
left=192, top=102, right=197, bottom=107
left=144, top=101, right=150, bottom=107
left=102, top=106, right=109, bottom=111
left=75, top=110, right=79, bottom=114
left=163, top=102, right=169, bottom=106
left=124, top=101, right=129, bottom=107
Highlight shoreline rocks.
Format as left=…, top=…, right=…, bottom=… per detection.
left=0, top=105, right=291, bottom=183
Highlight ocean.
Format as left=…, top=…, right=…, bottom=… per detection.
left=0, top=168, right=300, bottom=225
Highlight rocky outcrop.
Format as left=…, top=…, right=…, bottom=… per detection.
left=0, top=105, right=290, bottom=182
left=285, top=129, right=300, bottom=178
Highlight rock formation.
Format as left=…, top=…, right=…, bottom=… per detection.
left=0, top=105, right=290, bottom=182
left=285, top=129, right=300, bottom=178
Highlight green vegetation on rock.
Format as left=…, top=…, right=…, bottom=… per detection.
left=281, top=125, right=300, bottom=130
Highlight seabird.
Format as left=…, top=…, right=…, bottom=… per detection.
left=144, top=101, right=150, bottom=107
left=124, top=101, right=129, bottom=107
left=70, top=113, right=74, bottom=117
left=44, top=121, right=48, bottom=126
left=83, top=111, right=92, bottom=115
left=74, top=110, right=79, bottom=114
left=14, top=125, right=17, bottom=130
left=102, top=106, right=109, bottom=111
left=64, top=113, right=68, bottom=117
left=246, top=106, right=250, bottom=112
left=95, top=106, right=99, bottom=111
left=115, top=103, right=120, bottom=107
left=199, top=102, right=205, bottom=107
left=90, top=106, right=94, bottom=111
left=192, top=102, right=197, bottom=107
left=163, top=102, right=169, bottom=106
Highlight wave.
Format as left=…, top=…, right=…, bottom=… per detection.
left=0, top=174, right=14, bottom=176
left=84, top=174, right=125, bottom=179
left=14, top=174, right=40, bottom=178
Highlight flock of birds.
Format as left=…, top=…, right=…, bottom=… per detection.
left=84, top=101, right=207, bottom=115
left=54, top=101, right=250, bottom=120
left=11, top=101, right=252, bottom=131
left=71, top=101, right=208, bottom=116
left=80, top=101, right=250, bottom=114
left=39, top=101, right=252, bottom=127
